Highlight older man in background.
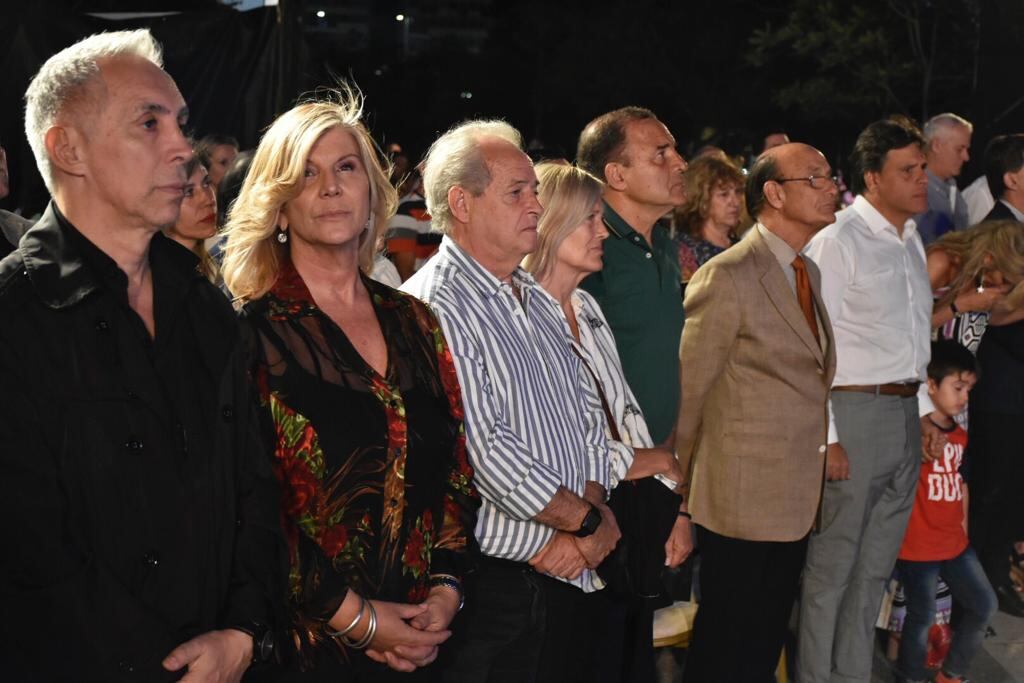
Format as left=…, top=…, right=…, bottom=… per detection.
left=915, top=112, right=973, bottom=245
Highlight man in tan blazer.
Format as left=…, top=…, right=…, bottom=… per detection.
left=676, top=143, right=839, bottom=683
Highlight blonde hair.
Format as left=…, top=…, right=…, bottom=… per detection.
left=930, top=219, right=1024, bottom=308
left=221, top=85, right=397, bottom=304
left=25, top=29, right=163, bottom=194
left=421, top=119, right=522, bottom=234
left=521, top=162, right=604, bottom=282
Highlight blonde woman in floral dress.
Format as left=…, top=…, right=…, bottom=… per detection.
left=222, top=88, right=478, bottom=681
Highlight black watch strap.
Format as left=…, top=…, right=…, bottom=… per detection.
left=231, top=622, right=275, bottom=664
left=573, top=504, right=602, bottom=538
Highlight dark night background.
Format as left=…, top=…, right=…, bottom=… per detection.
left=2, top=0, right=1023, bottom=216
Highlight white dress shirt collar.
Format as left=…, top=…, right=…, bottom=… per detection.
left=851, top=194, right=918, bottom=240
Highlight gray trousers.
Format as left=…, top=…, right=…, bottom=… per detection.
left=796, top=392, right=921, bottom=683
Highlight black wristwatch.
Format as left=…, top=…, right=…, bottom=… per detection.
left=232, top=622, right=276, bottom=665
left=573, top=504, right=603, bottom=538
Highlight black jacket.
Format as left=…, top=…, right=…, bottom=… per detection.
left=0, top=205, right=285, bottom=681
left=983, top=199, right=1021, bottom=223
left=972, top=318, right=1024, bottom=415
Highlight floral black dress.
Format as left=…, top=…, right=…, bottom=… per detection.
left=244, top=263, right=478, bottom=675
left=675, top=231, right=739, bottom=282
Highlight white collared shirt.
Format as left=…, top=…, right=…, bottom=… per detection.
left=804, top=195, right=935, bottom=443
left=963, top=175, right=994, bottom=224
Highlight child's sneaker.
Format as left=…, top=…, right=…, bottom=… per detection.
left=933, top=672, right=968, bottom=683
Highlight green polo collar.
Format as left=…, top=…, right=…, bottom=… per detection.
left=603, top=202, right=653, bottom=251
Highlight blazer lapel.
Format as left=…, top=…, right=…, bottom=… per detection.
left=807, top=261, right=838, bottom=382
left=751, top=232, right=826, bottom=367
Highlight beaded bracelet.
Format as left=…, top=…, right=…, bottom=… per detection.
left=429, top=572, right=461, bottom=584
left=429, top=574, right=465, bottom=612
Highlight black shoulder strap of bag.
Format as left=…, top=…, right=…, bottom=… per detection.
left=569, top=344, right=621, bottom=443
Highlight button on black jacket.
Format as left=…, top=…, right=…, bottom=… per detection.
left=0, top=205, right=285, bottom=681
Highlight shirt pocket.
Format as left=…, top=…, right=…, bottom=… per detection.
left=849, top=257, right=906, bottom=324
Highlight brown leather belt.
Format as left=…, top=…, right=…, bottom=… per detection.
left=832, top=382, right=921, bottom=397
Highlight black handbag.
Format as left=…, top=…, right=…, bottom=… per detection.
left=571, top=347, right=682, bottom=601
left=598, top=476, right=681, bottom=602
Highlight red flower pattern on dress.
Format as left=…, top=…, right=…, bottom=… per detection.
left=320, top=524, right=350, bottom=558
left=282, top=458, right=318, bottom=518
left=252, top=262, right=479, bottom=667
left=403, top=525, right=427, bottom=574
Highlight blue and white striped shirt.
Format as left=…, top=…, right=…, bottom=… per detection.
left=402, top=238, right=614, bottom=592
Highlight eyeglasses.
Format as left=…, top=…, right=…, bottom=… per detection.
left=774, top=175, right=839, bottom=190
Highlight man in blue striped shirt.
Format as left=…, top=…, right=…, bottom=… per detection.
left=402, top=120, right=626, bottom=682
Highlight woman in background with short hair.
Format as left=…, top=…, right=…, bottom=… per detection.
left=674, top=154, right=746, bottom=281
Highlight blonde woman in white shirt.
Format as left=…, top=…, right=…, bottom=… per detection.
left=523, top=161, right=688, bottom=682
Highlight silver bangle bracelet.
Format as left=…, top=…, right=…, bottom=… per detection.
left=324, top=594, right=365, bottom=638
left=344, top=599, right=378, bottom=650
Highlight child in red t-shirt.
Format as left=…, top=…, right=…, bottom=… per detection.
left=896, top=340, right=997, bottom=683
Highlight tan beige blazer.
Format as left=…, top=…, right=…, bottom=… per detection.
left=675, top=226, right=836, bottom=542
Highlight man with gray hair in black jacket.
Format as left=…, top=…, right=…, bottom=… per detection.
left=0, top=29, right=284, bottom=682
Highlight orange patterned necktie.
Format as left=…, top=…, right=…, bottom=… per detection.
left=791, top=255, right=820, bottom=345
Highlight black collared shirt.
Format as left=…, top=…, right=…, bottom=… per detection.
left=0, top=204, right=284, bottom=681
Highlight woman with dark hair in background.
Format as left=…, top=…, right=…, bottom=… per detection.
left=163, top=151, right=220, bottom=282
left=196, top=132, right=240, bottom=191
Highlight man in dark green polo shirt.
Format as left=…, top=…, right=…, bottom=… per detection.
left=577, top=107, right=687, bottom=448
left=575, top=106, right=688, bottom=683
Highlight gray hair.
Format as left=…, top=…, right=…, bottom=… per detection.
left=24, top=29, right=164, bottom=193
left=923, top=112, right=973, bottom=143
left=421, top=119, right=522, bottom=234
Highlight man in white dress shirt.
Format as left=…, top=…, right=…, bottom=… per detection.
left=798, top=117, right=946, bottom=683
